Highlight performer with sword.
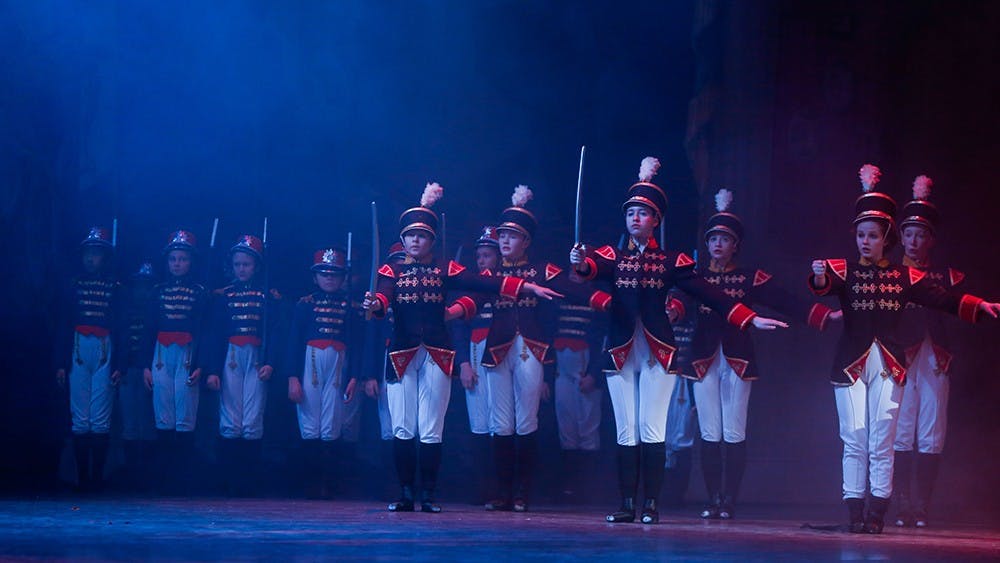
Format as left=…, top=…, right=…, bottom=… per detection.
left=569, top=156, right=789, bottom=524
left=361, top=184, right=563, bottom=513
left=205, top=222, right=285, bottom=496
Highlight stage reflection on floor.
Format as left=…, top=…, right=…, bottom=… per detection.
left=0, top=498, right=996, bottom=561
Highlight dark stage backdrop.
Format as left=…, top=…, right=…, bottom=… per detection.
left=0, top=0, right=996, bottom=519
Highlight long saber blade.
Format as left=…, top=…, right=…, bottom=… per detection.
left=574, top=145, right=585, bottom=245
left=453, top=244, right=463, bottom=264
left=367, top=201, right=380, bottom=320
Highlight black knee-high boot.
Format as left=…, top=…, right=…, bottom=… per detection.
left=90, top=434, right=109, bottom=493
left=419, top=442, right=443, bottom=513
left=700, top=440, right=723, bottom=518
left=244, top=439, right=263, bottom=497
left=300, top=439, right=322, bottom=498
left=470, top=434, right=494, bottom=505
left=607, top=445, right=639, bottom=523
left=73, top=435, right=91, bottom=492
left=487, top=435, right=515, bottom=510
left=513, top=433, right=537, bottom=511
left=892, top=449, right=914, bottom=526
left=663, top=447, right=693, bottom=508
left=320, top=440, right=336, bottom=499
left=721, top=441, right=746, bottom=519
left=156, top=430, right=177, bottom=494
left=175, top=431, right=197, bottom=495
left=641, top=442, right=666, bottom=524
left=389, top=438, right=416, bottom=511
left=914, top=453, right=941, bottom=527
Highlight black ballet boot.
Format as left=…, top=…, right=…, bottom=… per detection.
left=641, top=442, right=666, bottom=524
left=73, top=434, right=92, bottom=493
left=469, top=434, right=494, bottom=505
left=846, top=498, right=866, bottom=533
left=486, top=435, right=515, bottom=511
left=699, top=440, right=723, bottom=519
left=914, top=453, right=941, bottom=528
left=155, top=430, right=177, bottom=494
left=174, top=431, right=198, bottom=495
left=865, top=496, right=889, bottom=534
left=720, top=441, right=746, bottom=520
left=419, top=442, right=443, bottom=513
left=90, top=434, right=110, bottom=493
left=320, top=440, right=336, bottom=499
left=389, top=438, right=416, bottom=512
left=513, top=433, right=537, bottom=512
left=606, top=445, right=639, bottom=523
left=301, top=440, right=323, bottom=499
left=892, top=449, right=914, bottom=527
left=662, top=447, right=692, bottom=508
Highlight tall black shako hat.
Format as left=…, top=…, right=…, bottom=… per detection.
left=854, top=164, right=897, bottom=240
left=705, top=188, right=743, bottom=242
left=475, top=226, right=500, bottom=249
left=81, top=226, right=113, bottom=249
left=622, top=157, right=668, bottom=217
left=498, top=185, right=537, bottom=239
left=399, top=182, right=443, bottom=239
left=900, top=175, right=939, bottom=234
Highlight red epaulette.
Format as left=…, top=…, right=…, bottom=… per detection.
left=826, top=259, right=847, bottom=281
left=752, top=269, right=772, bottom=287
left=545, top=263, right=562, bottom=281
left=674, top=252, right=695, bottom=268
left=908, top=267, right=927, bottom=286
left=377, top=264, right=395, bottom=278
left=447, top=261, right=466, bottom=276
left=949, top=268, right=965, bottom=287
left=595, top=246, right=617, bottom=260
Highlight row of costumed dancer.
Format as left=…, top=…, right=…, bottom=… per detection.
left=58, top=156, right=998, bottom=533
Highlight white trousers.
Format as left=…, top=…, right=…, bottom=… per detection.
left=486, top=335, right=544, bottom=436
left=152, top=342, right=200, bottom=432
left=219, top=343, right=268, bottom=440
left=377, top=377, right=394, bottom=441
left=606, top=325, right=676, bottom=446
left=554, top=348, right=602, bottom=451
left=665, top=376, right=697, bottom=453
left=69, top=334, right=114, bottom=435
left=834, top=343, right=904, bottom=500
left=466, top=339, right=492, bottom=435
left=295, top=345, right=345, bottom=441
left=694, top=344, right=752, bottom=443
left=894, top=339, right=949, bottom=454
left=119, top=366, right=156, bottom=440
left=386, top=346, right=451, bottom=444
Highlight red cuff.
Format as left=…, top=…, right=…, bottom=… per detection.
left=580, top=257, right=598, bottom=281
left=666, top=297, right=685, bottom=321
left=454, top=296, right=477, bottom=321
left=373, top=292, right=390, bottom=318
left=589, top=290, right=612, bottom=312
left=726, top=303, right=757, bottom=330
left=958, top=294, right=984, bottom=323
left=807, top=303, right=832, bottom=331
left=808, top=275, right=831, bottom=296
left=500, top=276, right=525, bottom=299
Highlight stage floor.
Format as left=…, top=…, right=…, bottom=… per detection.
left=0, top=497, right=997, bottom=561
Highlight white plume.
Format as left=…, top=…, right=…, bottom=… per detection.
left=912, top=175, right=933, bottom=200
left=714, top=188, right=734, bottom=212
left=420, top=182, right=444, bottom=207
left=512, top=184, right=533, bottom=207
left=638, top=157, right=660, bottom=182
left=858, top=164, right=881, bottom=193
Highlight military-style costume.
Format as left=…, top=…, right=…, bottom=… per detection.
left=286, top=247, right=352, bottom=498
left=208, top=234, right=284, bottom=495
left=809, top=165, right=987, bottom=533
left=575, top=158, right=759, bottom=524
left=116, top=262, right=157, bottom=488
left=891, top=176, right=964, bottom=528
left=57, top=227, right=121, bottom=490
left=370, top=184, right=527, bottom=513
left=690, top=190, right=833, bottom=519
left=477, top=186, right=607, bottom=512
